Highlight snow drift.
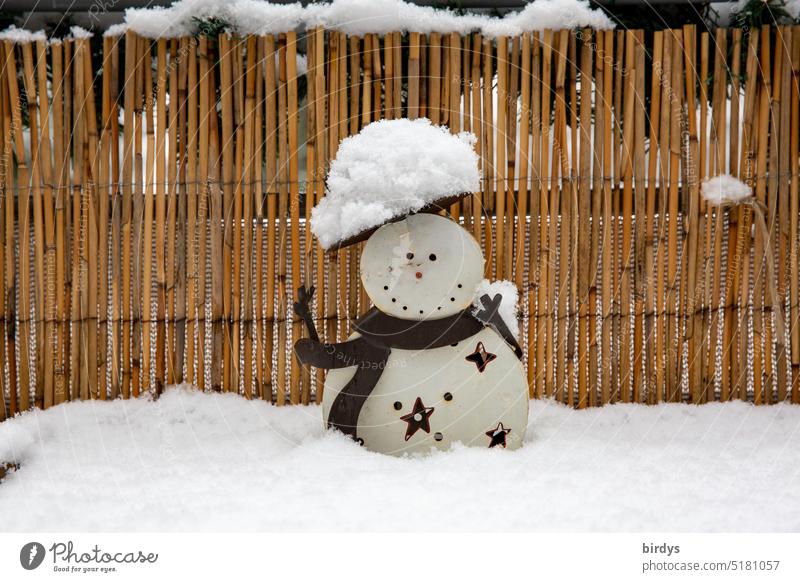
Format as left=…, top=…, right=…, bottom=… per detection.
left=1, top=387, right=799, bottom=531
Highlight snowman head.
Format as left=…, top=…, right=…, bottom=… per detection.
left=360, top=213, right=484, bottom=319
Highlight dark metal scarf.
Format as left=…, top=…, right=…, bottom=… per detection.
left=294, top=297, right=522, bottom=441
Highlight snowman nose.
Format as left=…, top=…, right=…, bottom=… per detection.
left=415, top=271, right=422, bottom=279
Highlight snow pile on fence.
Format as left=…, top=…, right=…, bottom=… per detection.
left=0, top=26, right=47, bottom=43
left=483, top=0, right=616, bottom=36
left=311, top=118, right=479, bottom=249
left=1, top=386, right=799, bottom=531
left=117, top=0, right=614, bottom=39
left=701, top=174, right=752, bottom=206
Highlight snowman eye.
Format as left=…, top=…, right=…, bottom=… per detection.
left=429, top=253, right=437, bottom=261
left=406, top=252, right=414, bottom=260
left=383, top=285, right=388, bottom=290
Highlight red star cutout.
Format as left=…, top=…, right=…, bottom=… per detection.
left=400, top=397, right=435, bottom=441
left=486, top=422, right=511, bottom=448
left=465, top=342, right=497, bottom=373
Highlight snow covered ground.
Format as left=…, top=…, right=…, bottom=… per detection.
left=1, top=386, right=799, bottom=532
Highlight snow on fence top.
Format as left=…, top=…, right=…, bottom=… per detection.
left=0, top=26, right=47, bottom=43
left=700, top=174, right=752, bottom=206
left=119, top=0, right=614, bottom=39
left=311, top=118, right=480, bottom=250
left=1, top=0, right=614, bottom=42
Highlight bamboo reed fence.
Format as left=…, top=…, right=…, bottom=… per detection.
left=0, top=24, right=799, bottom=419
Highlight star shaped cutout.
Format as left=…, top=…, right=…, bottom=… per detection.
left=400, top=397, right=435, bottom=441
left=486, top=422, right=511, bottom=448
left=465, top=342, right=497, bottom=373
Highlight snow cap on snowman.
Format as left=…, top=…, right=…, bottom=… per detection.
left=294, top=118, right=524, bottom=449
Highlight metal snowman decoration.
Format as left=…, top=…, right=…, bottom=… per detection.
left=293, top=119, right=528, bottom=455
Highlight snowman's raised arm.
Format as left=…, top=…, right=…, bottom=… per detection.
left=473, top=293, right=523, bottom=359
left=294, top=337, right=373, bottom=370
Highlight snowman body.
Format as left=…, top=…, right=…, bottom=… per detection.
left=322, top=327, right=528, bottom=455
left=320, top=213, right=529, bottom=455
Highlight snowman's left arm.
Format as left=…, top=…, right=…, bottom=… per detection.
left=474, top=293, right=523, bottom=359
left=294, top=337, right=374, bottom=369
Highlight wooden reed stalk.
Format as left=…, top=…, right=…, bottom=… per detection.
left=515, top=33, right=531, bottom=291
left=121, top=32, right=136, bottom=399
left=35, top=40, right=57, bottom=407
left=0, top=42, right=9, bottom=416
left=408, top=32, right=420, bottom=119
left=577, top=30, right=592, bottom=407
left=253, top=35, right=265, bottom=399
left=705, top=29, right=726, bottom=402
left=196, top=36, right=212, bottom=392
left=495, top=36, right=507, bottom=281
left=790, top=26, right=800, bottom=403
left=276, top=34, right=289, bottom=405
left=21, top=43, right=46, bottom=407
left=165, top=39, right=180, bottom=387
left=481, top=36, right=494, bottom=270
left=504, top=36, right=518, bottom=279
left=241, top=36, right=256, bottom=399
left=631, top=31, right=646, bottom=403
left=618, top=31, right=636, bottom=403
left=184, top=37, right=198, bottom=387
left=264, top=34, right=278, bottom=402
left=553, top=30, right=569, bottom=402
left=313, top=28, right=325, bottom=403
left=218, top=34, right=235, bottom=394
left=140, top=39, right=157, bottom=395
left=174, top=38, right=188, bottom=387
left=97, top=37, right=112, bottom=399
left=775, top=26, right=792, bottom=401
left=536, top=30, right=552, bottom=399
left=751, top=26, right=771, bottom=404
left=230, top=37, right=244, bottom=397
left=646, top=31, right=663, bottom=403
left=471, top=34, right=483, bottom=244
left=287, top=31, right=301, bottom=404
left=5, top=40, right=32, bottom=410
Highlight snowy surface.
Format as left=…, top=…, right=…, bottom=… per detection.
left=2, top=387, right=799, bottom=532
left=312, top=118, right=479, bottom=249
left=701, top=174, right=752, bottom=206
left=473, top=279, right=519, bottom=339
